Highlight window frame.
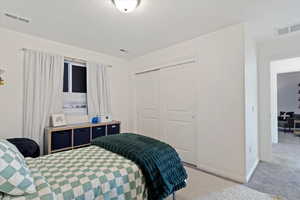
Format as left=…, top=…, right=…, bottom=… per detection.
left=63, top=60, right=88, bottom=116
left=64, top=60, right=87, bottom=94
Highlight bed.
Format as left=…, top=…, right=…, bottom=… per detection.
left=1, top=146, right=147, bottom=200
left=0, top=133, right=187, bottom=200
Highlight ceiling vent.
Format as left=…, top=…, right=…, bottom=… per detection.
left=4, top=13, right=30, bottom=23
left=277, top=23, right=300, bottom=36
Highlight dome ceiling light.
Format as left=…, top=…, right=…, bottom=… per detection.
left=112, top=0, right=140, bottom=13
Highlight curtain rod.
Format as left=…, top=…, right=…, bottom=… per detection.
left=64, top=56, right=87, bottom=64
left=21, top=48, right=112, bottom=68
left=135, top=59, right=196, bottom=75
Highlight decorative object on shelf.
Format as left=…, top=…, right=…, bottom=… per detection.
left=91, top=116, right=100, bottom=124
left=100, top=115, right=112, bottom=123
left=112, top=0, right=140, bottom=13
left=0, top=69, right=5, bottom=86
left=51, top=113, right=67, bottom=127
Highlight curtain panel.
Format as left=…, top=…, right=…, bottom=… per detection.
left=87, top=62, right=112, bottom=118
left=23, top=50, right=64, bottom=150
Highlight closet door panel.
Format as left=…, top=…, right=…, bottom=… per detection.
left=136, top=71, right=161, bottom=140
left=160, top=63, right=197, bottom=165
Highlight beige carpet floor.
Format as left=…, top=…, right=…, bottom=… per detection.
left=166, top=167, right=278, bottom=200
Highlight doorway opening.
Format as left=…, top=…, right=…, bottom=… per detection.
left=270, top=58, right=300, bottom=168
left=274, top=71, right=300, bottom=169
left=247, top=57, right=300, bottom=199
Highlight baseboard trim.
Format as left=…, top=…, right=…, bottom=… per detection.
left=194, top=163, right=246, bottom=183
left=246, top=159, right=259, bottom=182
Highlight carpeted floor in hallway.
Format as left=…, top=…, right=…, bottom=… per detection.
left=246, top=132, right=300, bottom=200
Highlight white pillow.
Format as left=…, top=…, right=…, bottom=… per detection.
left=0, top=139, right=36, bottom=195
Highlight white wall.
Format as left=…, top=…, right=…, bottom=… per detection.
left=277, top=72, right=300, bottom=113
left=258, top=33, right=300, bottom=161
left=0, top=27, right=130, bottom=139
left=129, top=24, right=257, bottom=182
left=0, top=23, right=260, bottom=183
left=244, top=27, right=259, bottom=181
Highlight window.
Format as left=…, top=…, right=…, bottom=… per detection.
left=63, top=61, right=87, bottom=116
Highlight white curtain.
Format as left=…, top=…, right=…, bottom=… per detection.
left=87, top=62, right=112, bottom=118
left=23, top=49, right=64, bottom=149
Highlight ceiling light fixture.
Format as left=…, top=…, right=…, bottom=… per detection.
left=112, top=0, right=140, bottom=13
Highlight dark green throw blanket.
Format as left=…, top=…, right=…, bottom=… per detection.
left=91, top=133, right=187, bottom=200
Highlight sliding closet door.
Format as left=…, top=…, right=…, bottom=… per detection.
left=135, top=62, right=197, bottom=165
left=135, top=71, right=161, bottom=140
left=160, top=63, right=197, bottom=165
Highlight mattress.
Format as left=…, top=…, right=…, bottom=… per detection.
left=1, top=146, right=147, bottom=200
